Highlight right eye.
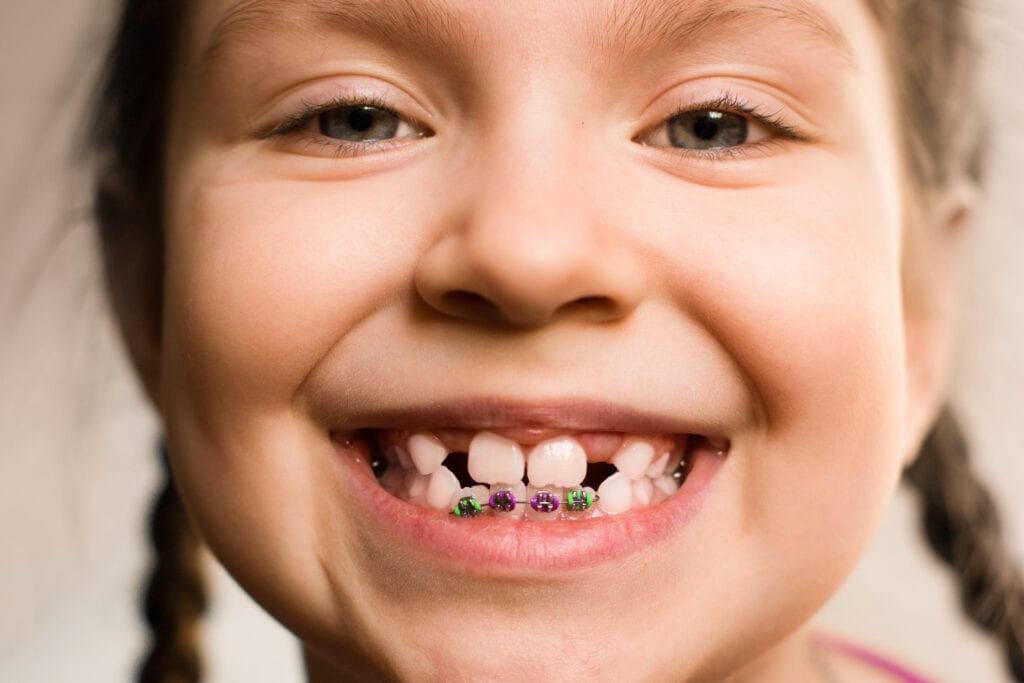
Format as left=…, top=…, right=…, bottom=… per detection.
left=265, top=96, right=432, bottom=156
left=318, top=104, right=407, bottom=142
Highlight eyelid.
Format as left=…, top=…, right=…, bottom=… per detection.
left=635, top=93, right=812, bottom=159
left=258, top=92, right=433, bottom=156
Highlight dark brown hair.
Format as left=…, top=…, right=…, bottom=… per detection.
left=90, top=1, right=1023, bottom=680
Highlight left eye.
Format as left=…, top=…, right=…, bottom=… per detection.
left=318, top=105, right=409, bottom=142
left=642, top=109, right=771, bottom=151
left=667, top=110, right=748, bottom=149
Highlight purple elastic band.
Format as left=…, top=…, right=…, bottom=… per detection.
left=812, top=633, right=937, bottom=683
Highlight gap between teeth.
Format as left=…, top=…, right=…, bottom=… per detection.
left=377, top=430, right=701, bottom=519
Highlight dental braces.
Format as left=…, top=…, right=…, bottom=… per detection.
left=451, top=487, right=599, bottom=517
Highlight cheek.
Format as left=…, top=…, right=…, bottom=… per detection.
left=162, top=170, right=428, bottom=412
left=590, top=157, right=909, bottom=671
left=158, top=161, right=450, bottom=640
left=632, top=151, right=906, bottom=572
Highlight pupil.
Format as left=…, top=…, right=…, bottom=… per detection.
left=348, top=107, right=376, bottom=132
left=693, top=113, right=722, bottom=141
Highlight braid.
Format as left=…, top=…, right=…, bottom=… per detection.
left=903, top=408, right=1024, bottom=681
left=138, top=444, right=209, bottom=683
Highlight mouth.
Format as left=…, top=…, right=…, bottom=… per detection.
left=328, top=401, right=730, bottom=571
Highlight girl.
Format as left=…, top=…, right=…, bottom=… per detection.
left=90, top=0, right=1024, bottom=680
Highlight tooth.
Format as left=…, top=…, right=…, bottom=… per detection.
left=489, top=481, right=528, bottom=511
left=525, top=485, right=563, bottom=521
left=408, top=433, right=448, bottom=476
left=596, top=472, right=632, bottom=515
left=425, top=465, right=460, bottom=509
left=564, top=486, right=599, bottom=517
left=650, top=486, right=669, bottom=506
left=450, top=485, right=490, bottom=514
left=632, top=477, right=654, bottom=506
left=405, top=469, right=430, bottom=498
left=645, top=451, right=671, bottom=478
left=468, top=432, right=525, bottom=485
left=611, top=441, right=655, bottom=480
left=653, top=474, right=679, bottom=497
left=526, top=437, right=587, bottom=487
left=489, top=482, right=527, bottom=517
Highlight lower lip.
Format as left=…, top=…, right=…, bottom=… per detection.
left=330, top=440, right=725, bottom=574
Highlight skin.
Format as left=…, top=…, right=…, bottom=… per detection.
left=145, top=0, right=966, bottom=680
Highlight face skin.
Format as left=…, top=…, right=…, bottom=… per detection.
left=152, top=0, right=961, bottom=680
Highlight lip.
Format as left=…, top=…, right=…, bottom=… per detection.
left=329, top=397, right=731, bottom=443
left=327, top=399, right=729, bottom=574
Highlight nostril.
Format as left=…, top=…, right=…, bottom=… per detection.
left=442, top=290, right=501, bottom=320
left=437, top=292, right=629, bottom=326
left=556, top=295, right=621, bottom=320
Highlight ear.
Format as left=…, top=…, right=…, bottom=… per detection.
left=901, top=180, right=976, bottom=465
left=97, top=177, right=165, bottom=409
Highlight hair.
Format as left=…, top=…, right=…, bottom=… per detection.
left=138, top=445, right=208, bottom=683
left=89, top=1, right=1024, bottom=680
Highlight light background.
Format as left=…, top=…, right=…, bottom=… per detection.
left=1, top=1, right=1021, bottom=681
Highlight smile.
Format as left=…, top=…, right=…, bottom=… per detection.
left=328, top=401, right=731, bottom=571
left=368, top=428, right=728, bottom=518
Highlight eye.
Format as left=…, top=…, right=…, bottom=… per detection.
left=634, top=94, right=805, bottom=157
left=264, top=96, right=431, bottom=156
left=665, top=110, right=754, bottom=150
left=642, top=108, right=772, bottom=151
left=318, top=104, right=406, bottom=142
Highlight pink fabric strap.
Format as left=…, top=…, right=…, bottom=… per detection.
left=813, top=634, right=937, bottom=683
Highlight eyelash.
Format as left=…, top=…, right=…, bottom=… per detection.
left=263, top=94, right=424, bottom=158
left=650, top=93, right=809, bottom=162
left=264, top=92, right=807, bottom=160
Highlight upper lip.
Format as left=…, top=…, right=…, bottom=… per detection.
left=328, top=397, right=727, bottom=439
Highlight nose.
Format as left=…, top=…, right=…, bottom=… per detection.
left=414, top=145, right=646, bottom=329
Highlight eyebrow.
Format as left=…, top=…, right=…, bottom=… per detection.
left=202, top=0, right=477, bottom=69
left=598, top=0, right=854, bottom=65
left=202, top=0, right=852, bottom=73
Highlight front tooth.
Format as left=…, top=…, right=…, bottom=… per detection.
left=596, top=472, right=632, bottom=515
left=611, top=441, right=655, bottom=480
left=527, top=437, right=587, bottom=487
left=408, top=433, right=448, bottom=475
left=468, top=432, right=525, bottom=485
left=526, top=486, right=563, bottom=521
left=489, top=483, right=527, bottom=517
left=425, top=466, right=460, bottom=509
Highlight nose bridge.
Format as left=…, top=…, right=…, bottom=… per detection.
left=469, top=120, right=593, bottom=268
left=414, top=107, right=647, bottom=328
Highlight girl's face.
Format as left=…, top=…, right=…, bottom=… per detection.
left=160, top=0, right=933, bottom=679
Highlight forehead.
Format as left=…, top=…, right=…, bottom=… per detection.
left=188, top=0, right=858, bottom=75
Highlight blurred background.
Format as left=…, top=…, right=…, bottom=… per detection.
left=1, top=0, right=1022, bottom=681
